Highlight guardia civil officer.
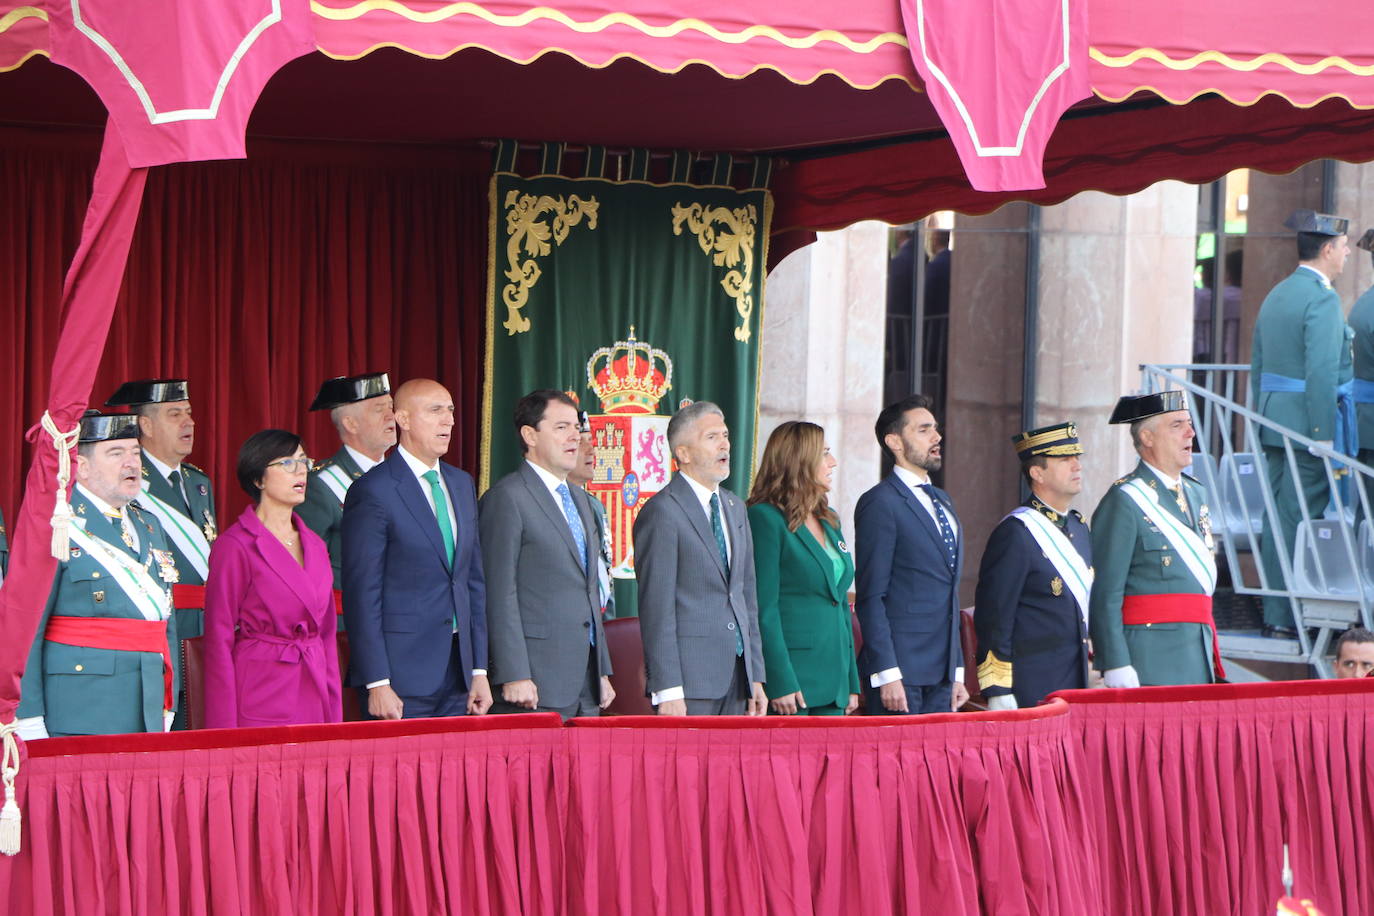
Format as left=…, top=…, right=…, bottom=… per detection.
left=1089, top=392, right=1221, bottom=687
left=1250, top=209, right=1352, bottom=637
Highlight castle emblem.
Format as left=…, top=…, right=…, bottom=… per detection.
left=584, top=327, right=674, bottom=576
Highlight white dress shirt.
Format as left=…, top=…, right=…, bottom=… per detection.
left=871, top=466, right=963, bottom=690
left=366, top=445, right=484, bottom=690
left=651, top=473, right=731, bottom=706
left=78, top=483, right=140, bottom=554
left=344, top=444, right=382, bottom=474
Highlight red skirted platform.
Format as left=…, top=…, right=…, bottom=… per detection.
left=2, top=680, right=1370, bottom=914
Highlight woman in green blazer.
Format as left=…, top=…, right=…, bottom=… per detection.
left=747, top=421, right=860, bottom=715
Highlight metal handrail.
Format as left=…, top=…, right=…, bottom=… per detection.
left=1139, top=364, right=1374, bottom=673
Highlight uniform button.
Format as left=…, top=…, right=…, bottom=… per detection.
left=1145, top=623, right=1152, bottom=628
left=92, top=571, right=101, bottom=578
left=582, top=620, right=590, bottom=628
left=727, top=622, right=736, bottom=630
left=74, top=664, right=83, bottom=672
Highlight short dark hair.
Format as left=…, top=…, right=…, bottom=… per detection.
left=1334, top=627, right=1374, bottom=657
left=237, top=429, right=302, bottom=502
left=513, top=389, right=577, bottom=454
left=1297, top=231, right=1334, bottom=262
left=875, top=394, right=934, bottom=472
left=1020, top=454, right=1049, bottom=488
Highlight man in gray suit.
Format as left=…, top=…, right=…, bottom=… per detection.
left=633, top=401, right=767, bottom=716
left=479, top=389, right=614, bottom=718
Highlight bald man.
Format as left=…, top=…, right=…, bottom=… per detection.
left=341, top=379, right=492, bottom=719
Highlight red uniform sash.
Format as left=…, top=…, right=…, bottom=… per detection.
left=174, top=584, right=343, bottom=615
left=1121, top=594, right=1225, bottom=681
left=44, top=615, right=173, bottom=711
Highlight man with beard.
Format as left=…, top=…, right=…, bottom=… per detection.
left=633, top=401, right=766, bottom=716
left=974, top=422, right=1092, bottom=709
left=1090, top=392, right=1221, bottom=686
left=15, top=412, right=180, bottom=738
left=296, top=372, right=396, bottom=590
left=855, top=394, right=968, bottom=714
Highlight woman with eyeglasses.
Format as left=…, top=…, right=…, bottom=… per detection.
left=203, top=429, right=341, bottom=727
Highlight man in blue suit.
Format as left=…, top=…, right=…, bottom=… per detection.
left=342, top=378, right=492, bottom=719
left=855, top=394, right=968, bottom=714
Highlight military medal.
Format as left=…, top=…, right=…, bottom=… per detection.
left=1198, top=504, right=1215, bottom=550
left=1163, top=556, right=1172, bottom=567
left=198, top=484, right=208, bottom=496
left=838, top=540, right=849, bottom=553
left=1050, top=576, right=1063, bottom=597
left=151, top=548, right=180, bottom=584
left=202, top=509, right=218, bottom=542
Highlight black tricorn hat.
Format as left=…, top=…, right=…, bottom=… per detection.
left=1283, top=208, right=1349, bottom=237
left=78, top=409, right=141, bottom=443
left=1012, top=422, right=1083, bottom=459
left=1108, top=390, right=1188, bottom=425
left=309, top=372, right=391, bottom=412
left=105, top=378, right=190, bottom=407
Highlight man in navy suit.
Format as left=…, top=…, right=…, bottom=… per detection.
left=854, top=394, right=968, bottom=715
left=342, top=378, right=492, bottom=719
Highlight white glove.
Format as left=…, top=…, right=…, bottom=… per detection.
left=1308, top=439, right=1334, bottom=457
left=986, top=694, right=1018, bottom=711
left=1102, top=665, right=1141, bottom=689
left=14, top=716, right=49, bottom=741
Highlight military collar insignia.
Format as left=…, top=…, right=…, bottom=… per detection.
left=1029, top=495, right=1060, bottom=524
left=140, top=465, right=150, bottom=478
left=75, top=502, right=87, bottom=516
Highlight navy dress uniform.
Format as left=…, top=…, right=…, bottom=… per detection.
left=1089, top=393, right=1222, bottom=686
left=16, top=413, right=180, bottom=738
left=295, top=372, right=392, bottom=591
left=974, top=423, right=1092, bottom=708
left=1250, top=209, right=1351, bottom=633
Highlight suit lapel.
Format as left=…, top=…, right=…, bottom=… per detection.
left=888, top=473, right=948, bottom=559
left=142, top=459, right=189, bottom=517
left=519, top=463, right=583, bottom=569
left=720, top=488, right=747, bottom=587
left=1133, top=460, right=1193, bottom=529
left=243, top=508, right=318, bottom=608
left=668, top=474, right=728, bottom=582
left=796, top=522, right=841, bottom=602
left=391, top=455, right=452, bottom=573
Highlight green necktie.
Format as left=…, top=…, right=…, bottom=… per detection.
left=423, top=469, right=455, bottom=567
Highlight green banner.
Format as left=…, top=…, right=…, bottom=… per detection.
left=482, top=170, right=771, bottom=586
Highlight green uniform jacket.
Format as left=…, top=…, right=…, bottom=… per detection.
left=1088, top=461, right=1216, bottom=686
left=748, top=502, right=859, bottom=706
left=1250, top=266, right=1346, bottom=447
left=295, top=446, right=367, bottom=591
left=1349, top=285, right=1374, bottom=448
left=140, top=457, right=217, bottom=637
left=17, top=489, right=180, bottom=736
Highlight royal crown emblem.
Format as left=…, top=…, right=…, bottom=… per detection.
left=586, top=326, right=673, bottom=415
left=582, top=328, right=678, bottom=582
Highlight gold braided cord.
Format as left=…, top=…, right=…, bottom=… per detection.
left=312, top=1, right=909, bottom=54
left=1090, top=46, right=1374, bottom=77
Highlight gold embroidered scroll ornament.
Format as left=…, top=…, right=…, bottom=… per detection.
left=501, top=191, right=599, bottom=334
left=671, top=202, right=758, bottom=342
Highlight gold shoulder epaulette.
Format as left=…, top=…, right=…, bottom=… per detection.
left=183, top=461, right=207, bottom=476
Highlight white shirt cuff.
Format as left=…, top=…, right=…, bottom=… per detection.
left=365, top=678, right=391, bottom=690
left=954, top=667, right=964, bottom=684
left=652, top=686, right=685, bottom=705
left=869, top=667, right=903, bottom=688
left=15, top=716, right=48, bottom=741
left=472, top=669, right=487, bottom=677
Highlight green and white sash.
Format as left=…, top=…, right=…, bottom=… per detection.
left=317, top=464, right=352, bottom=507
left=1119, top=479, right=1217, bottom=594
left=1008, top=507, right=1093, bottom=627
left=138, top=479, right=210, bottom=580
left=66, top=521, right=172, bottom=623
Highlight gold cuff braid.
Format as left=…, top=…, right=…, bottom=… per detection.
left=977, top=651, right=1014, bottom=691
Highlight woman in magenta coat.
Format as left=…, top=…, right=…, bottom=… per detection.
left=204, top=429, right=341, bottom=728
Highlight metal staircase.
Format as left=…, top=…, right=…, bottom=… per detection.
left=1140, top=364, right=1374, bottom=678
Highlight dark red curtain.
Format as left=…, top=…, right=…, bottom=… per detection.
left=0, top=127, right=488, bottom=526
left=1054, top=679, right=1374, bottom=916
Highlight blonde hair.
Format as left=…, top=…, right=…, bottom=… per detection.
left=747, top=421, right=838, bottom=531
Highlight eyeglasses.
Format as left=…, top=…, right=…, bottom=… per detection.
left=269, top=457, right=312, bottom=473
